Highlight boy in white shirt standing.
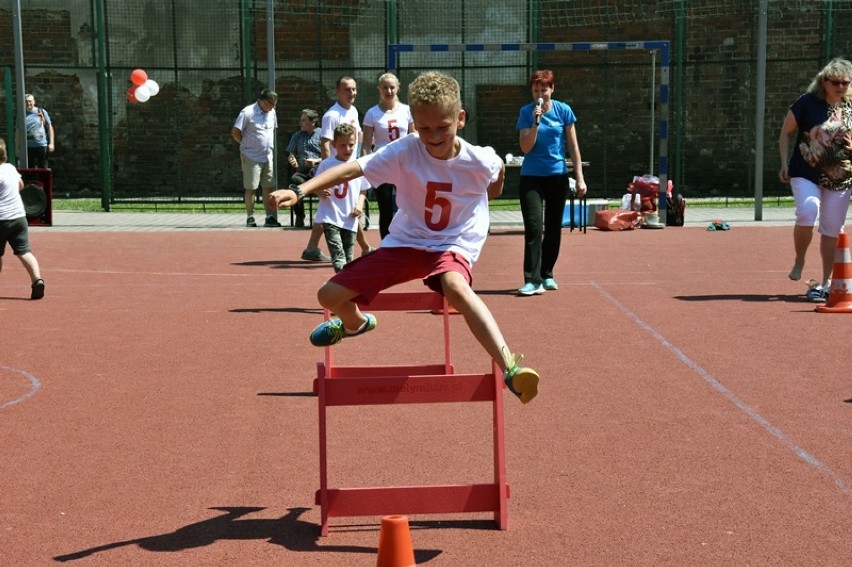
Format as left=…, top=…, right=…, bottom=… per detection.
left=270, top=71, right=539, bottom=404
left=314, top=124, right=369, bottom=272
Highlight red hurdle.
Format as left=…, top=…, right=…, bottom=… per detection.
left=313, top=291, right=509, bottom=536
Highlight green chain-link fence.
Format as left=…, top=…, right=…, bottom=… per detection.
left=1, top=0, right=851, bottom=207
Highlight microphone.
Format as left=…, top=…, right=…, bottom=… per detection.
left=534, top=98, right=543, bottom=125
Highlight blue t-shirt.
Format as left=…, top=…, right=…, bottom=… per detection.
left=788, top=92, right=831, bottom=183
left=516, top=99, right=577, bottom=176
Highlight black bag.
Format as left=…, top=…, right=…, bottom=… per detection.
left=666, top=193, right=686, bottom=226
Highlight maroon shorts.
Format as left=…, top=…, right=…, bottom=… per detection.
left=328, top=246, right=473, bottom=305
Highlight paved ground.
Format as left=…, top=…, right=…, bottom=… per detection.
left=5, top=224, right=850, bottom=565
left=34, top=203, right=838, bottom=232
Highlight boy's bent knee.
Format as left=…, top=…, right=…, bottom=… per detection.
left=317, top=281, right=354, bottom=309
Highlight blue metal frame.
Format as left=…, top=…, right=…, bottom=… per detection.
left=388, top=41, right=671, bottom=219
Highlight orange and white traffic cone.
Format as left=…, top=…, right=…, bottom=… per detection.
left=817, top=232, right=852, bottom=313
left=376, top=515, right=415, bottom=567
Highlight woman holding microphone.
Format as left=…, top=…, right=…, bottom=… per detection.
left=516, top=69, right=587, bottom=296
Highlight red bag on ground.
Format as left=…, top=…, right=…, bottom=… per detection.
left=595, top=209, right=639, bottom=231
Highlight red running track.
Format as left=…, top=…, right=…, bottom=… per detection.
left=1, top=226, right=850, bottom=565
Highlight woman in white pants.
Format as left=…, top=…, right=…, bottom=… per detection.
left=779, top=58, right=852, bottom=302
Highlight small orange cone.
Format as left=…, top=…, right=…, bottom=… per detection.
left=817, top=232, right=852, bottom=313
left=376, top=515, right=415, bottom=567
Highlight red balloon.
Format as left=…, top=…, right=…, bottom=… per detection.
left=130, top=69, right=148, bottom=86
left=126, top=86, right=138, bottom=104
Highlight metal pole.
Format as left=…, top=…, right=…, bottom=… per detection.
left=12, top=0, right=28, bottom=168
left=824, top=0, right=834, bottom=62
left=95, top=0, right=111, bottom=210
left=674, top=1, right=685, bottom=200
left=650, top=50, right=656, bottom=175
left=266, top=0, right=277, bottom=209
left=754, top=0, right=768, bottom=221
left=242, top=0, right=252, bottom=103
left=4, top=67, right=16, bottom=164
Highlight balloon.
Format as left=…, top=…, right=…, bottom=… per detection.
left=134, top=85, right=151, bottom=102
left=130, top=68, right=148, bottom=86
left=143, top=79, right=159, bottom=96
left=126, top=86, right=138, bottom=104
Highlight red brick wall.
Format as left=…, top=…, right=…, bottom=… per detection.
left=0, top=4, right=849, bottom=201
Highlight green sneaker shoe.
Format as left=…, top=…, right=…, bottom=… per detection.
left=309, top=314, right=377, bottom=347
left=503, top=352, right=539, bottom=404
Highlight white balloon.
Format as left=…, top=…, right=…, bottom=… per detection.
left=143, top=79, right=159, bottom=96
left=134, top=85, right=151, bottom=102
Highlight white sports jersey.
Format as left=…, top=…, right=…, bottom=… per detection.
left=313, top=157, right=370, bottom=232
left=0, top=163, right=25, bottom=220
left=321, top=102, right=360, bottom=157
left=363, top=103, right=413, bottom=150
left=357, top=134, right=501, bottom=265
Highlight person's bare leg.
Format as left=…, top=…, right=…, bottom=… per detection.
left=17, top=252, right=41, bottom=282
left=820, top=234, right=837, bottom=288
left=790, top=224, right=813, bottom=280
left=317, top=282, right=366, bottom=330
left=244, top=189, right=255, bottom=216
left=261, top=187, right=273, bottom=218
left=440, top=272, right=538, bottom=403
left=357, top=223, right=372, bottom=253
left=307, top=224, right=323, bottom=249
left=440, top=272, right=510, bottom=370
left=18, top=252, right=44, bottom=299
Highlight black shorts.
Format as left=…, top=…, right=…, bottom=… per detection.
left=0, top=216, right=31, bottom=256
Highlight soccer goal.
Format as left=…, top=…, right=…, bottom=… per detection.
left=388, top=41, right=672, bottom=220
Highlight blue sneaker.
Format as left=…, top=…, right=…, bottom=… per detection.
left=806, top=285, right=828, bottom=303
left=543, top=278, right=559, bottom=290
left=517, top=282, right=545, bottom=296
left=310, top=314, right=377, bottom=346
left=503, top=352, right=539, bottom=404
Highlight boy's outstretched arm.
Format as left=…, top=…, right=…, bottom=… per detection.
left=269, top=160, right=364, bottom=209
left=487, top=161, right=505, bottom=201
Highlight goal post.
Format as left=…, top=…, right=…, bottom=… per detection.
left=388, top=41, right=672, bottom=221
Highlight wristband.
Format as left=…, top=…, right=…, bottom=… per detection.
left=289, top=183, right=304, bottom=201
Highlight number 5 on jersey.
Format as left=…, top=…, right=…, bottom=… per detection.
left=425, top=181, right=452, bottom=230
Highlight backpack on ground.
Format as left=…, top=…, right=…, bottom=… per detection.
left=666, top=193, right=686, bottom=226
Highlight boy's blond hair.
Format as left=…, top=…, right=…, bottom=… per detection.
left=0, top=138, right=7, bottom=164
left=333, top=123, right=357, bottom=141
left=408, top=71, right=461, bottom=114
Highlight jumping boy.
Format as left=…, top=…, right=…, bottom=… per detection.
left=314, top=123, right=370, bottom=272
left=270, top=71, right=539, bottom=404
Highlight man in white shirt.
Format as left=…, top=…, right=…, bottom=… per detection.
left=232, top=89, right=281, bottom=228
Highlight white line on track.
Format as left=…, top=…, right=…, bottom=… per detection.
left=592, top=281, right=852, bottom=498
left=0, top=365, right=41, bottom=409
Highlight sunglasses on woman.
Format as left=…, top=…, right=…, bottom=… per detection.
left=828, top=79, right=850, bottom=87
